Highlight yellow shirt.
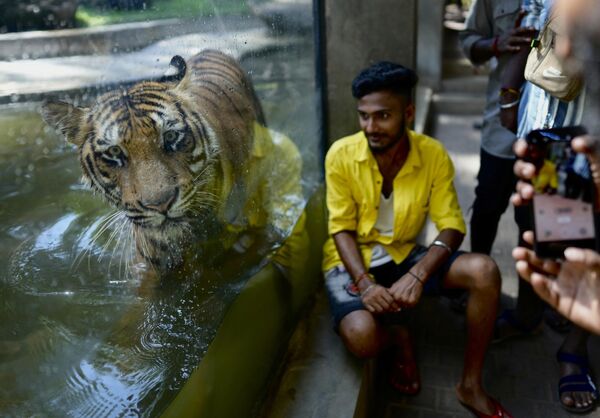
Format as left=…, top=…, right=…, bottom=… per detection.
left=219, top=123, right=306, bottom=269
left=322, top=130, right=466, bottom=272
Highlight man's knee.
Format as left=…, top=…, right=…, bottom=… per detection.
left=339, top=311, right=381, bottom=359
left=472, top=254, right=501, bottom=290
left=458, top=254, right=501, bottom=291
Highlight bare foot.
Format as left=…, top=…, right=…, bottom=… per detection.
left=455, top=383, right=496, bottom=416
left=389, top=350, right=420, bottom=395
left=388, top=326, right=420, bottom=395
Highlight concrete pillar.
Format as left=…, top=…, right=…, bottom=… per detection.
left=417, top=0, right=445, bottom=90
left=324, top=0, right=417, bottom=144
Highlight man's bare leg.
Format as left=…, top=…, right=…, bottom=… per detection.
left=443, top=253, right=501, bottom=415
left=339, top=310, right=419, bottom=393
left=339, top=310, right=389, bottom=358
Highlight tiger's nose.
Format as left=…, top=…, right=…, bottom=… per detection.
left=139, top=187, right=179, bottom=214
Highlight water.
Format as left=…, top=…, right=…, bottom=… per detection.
left=0, top=43, right=320, bottom=417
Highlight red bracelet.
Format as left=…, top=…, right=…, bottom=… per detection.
left=356, top=272, right=374, bottom=286
left=492, top=35, right=500, bottom=57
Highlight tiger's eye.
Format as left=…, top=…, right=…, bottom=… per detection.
left=164, top=130, right=178, bottom=143
left=108, top=146, right=122, bottom=157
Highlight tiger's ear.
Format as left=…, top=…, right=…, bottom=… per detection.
left=159, top=55, right=190, bottom=88
left=41, top=100, right=88, bottom=147
left=160, top=55, right=190, bottom=89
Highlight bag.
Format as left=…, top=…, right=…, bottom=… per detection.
left=524, top=16, right=583, bottom=102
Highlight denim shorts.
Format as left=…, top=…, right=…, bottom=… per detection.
left=324, top=244, right=465, bottom=328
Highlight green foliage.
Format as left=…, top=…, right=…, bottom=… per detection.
left=76, top=0, right=249, bottom=27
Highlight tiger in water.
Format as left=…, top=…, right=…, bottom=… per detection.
left=42, top=49, right=303, bottom=273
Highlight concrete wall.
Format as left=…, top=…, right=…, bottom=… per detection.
left=324, top=0, right=417, bottom=143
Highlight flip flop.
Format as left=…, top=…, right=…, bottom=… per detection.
left=460, top=397, right=513, bottom=418
left=557, top=351, right=599, bottom=414
left=388, top=357, right=420, bottom=395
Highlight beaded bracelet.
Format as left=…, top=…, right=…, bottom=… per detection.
left=361, top=283, right=377, bottom=296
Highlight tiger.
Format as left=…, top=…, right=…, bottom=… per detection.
left=42, top=49, right=303, bottom=273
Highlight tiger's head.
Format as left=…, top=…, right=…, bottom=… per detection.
left=42, top=52, right=262, bottom=271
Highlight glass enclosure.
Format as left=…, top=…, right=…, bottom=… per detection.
left=0, top=0, right=321, bottom=416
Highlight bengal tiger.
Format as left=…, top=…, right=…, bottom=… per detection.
left=42, top=49, right=303, bottom=273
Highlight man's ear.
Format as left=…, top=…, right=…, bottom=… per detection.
left=41, top=101, right=88, bottom=147
left=404, top=102, right=416, bottom=125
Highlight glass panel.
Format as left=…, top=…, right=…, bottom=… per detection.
left=0, top=1, right=320, bottom=415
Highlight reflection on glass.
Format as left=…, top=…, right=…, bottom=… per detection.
left=0, top=1, right=318, bottom=416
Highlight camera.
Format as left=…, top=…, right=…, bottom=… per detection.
left=525, top=126, right=597, bottom=259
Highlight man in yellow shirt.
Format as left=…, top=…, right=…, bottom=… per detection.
left=323, top=62, right=509, bottom=417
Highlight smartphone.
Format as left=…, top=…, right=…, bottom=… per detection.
left=525, top=126, right=597, bottom=259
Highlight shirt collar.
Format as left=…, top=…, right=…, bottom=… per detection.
left=356, top=130, right=422, bottom=174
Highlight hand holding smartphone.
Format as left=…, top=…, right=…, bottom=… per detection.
left=525, top=126, right=597, bottom=259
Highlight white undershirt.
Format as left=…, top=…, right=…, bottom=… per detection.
left=370, top=192, right=394, bottom=268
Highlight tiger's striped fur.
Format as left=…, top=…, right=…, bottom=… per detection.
left=42, top=50, right=267, bottom=271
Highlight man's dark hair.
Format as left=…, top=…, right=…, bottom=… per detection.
left=351, top=61, right=418, bottom=100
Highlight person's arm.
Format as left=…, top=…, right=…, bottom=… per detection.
left=499, top=47, right=531, bottom=133
left=470, top=26, right=535, bottom=65
left=389, top=150, right=466, bottom=307
left=499, top=0, right=544, bottom=132
left=325, top=147, right=399, bottom=313
left=332, top=231, right=400, bottom=313
left=460, top=0, right=534, bottom=65
left=459, top=0, right=494, bottom=65
left=408, top=229, right=464, bottom=280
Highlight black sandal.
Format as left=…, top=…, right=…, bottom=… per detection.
left=557, top=351, right=599, bottom=414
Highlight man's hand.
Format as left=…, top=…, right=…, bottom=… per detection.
left=496, top=26, right=537, bottom=54
left=389, top=273, right=424, bottom=309
left=513, top=231, right=600, bottom=334
left=512, top=135, right=600, bottom=207
left=360, top=283, right=400, bottom=314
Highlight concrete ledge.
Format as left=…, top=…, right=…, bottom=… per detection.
left=431, top=92, right=486, bottom=115
left=259, top=291, right=362, bottom=418
left=0, top=15, right=261, bottom=61
left=415, top=85, right=433, bottom=135
left=0, top=27, right=302, bottom=105
left=249, top=0, right=313, bottom=34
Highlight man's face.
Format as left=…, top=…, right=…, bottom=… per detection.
left=357, top=90, right=414, bottom=153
